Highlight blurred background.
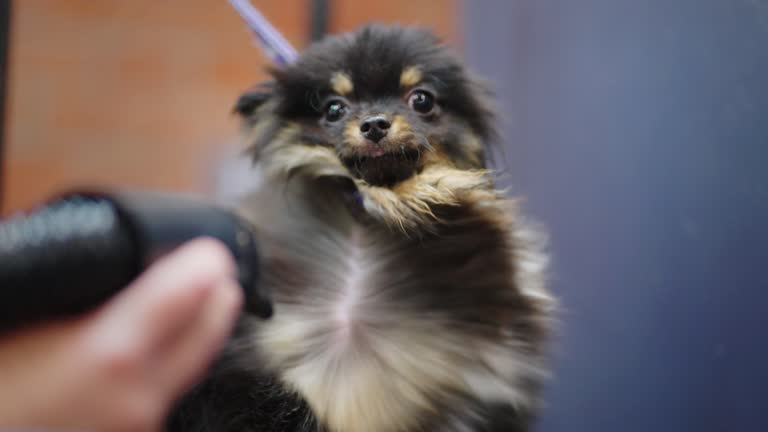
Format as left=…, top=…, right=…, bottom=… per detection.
left=1, top=1, right=767, bottom=432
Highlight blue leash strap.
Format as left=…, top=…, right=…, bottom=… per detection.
left=228, top=0, right=298, bottom=66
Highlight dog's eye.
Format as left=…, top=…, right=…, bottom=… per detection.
left=408, top=90, right=435, bottom=114
left=324, top=100, right=348, bottom=122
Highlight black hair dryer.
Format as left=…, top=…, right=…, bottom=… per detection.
left=0, top=191, right=272, bottom=332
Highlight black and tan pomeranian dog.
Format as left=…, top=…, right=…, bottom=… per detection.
left=169, top=25, right=554, bottom=432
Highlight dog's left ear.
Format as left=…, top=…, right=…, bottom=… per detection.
left=234, top=82, right=276, bottom=118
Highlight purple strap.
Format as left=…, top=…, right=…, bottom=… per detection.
left=228, top=0, right=298, bottom=66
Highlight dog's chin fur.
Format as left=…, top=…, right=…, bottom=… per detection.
left=168, top=25, right=555, bottom=432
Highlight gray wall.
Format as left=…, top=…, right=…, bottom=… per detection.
left=465, top=1, right=768, bottom=431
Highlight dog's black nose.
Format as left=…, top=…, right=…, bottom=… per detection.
left=360, top=115, right=391, bottom=143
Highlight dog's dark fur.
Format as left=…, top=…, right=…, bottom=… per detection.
left=168, top=25, right=554, bottom=432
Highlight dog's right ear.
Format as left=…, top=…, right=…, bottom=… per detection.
left=234, top=82, right=283, bottom=161
left=234, top=82, right=276, bottom=118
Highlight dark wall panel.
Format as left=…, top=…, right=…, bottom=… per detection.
left=465, top=1, right=768, bottom=431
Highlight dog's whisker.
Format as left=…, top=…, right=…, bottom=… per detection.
left=413, top=134, right=435, bottom=153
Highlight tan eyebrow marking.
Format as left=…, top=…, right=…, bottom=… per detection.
left=330, top=72, right=354, bottom=96
left=400, top=66, right=423, bottom=88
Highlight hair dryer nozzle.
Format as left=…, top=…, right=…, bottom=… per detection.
left=0, top=191, right=272, bottom=332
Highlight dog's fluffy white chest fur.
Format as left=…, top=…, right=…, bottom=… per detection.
left=252, top=227, right=541, bottom=432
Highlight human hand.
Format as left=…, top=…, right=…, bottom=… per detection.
left=0, top=238, right=243, bottom=432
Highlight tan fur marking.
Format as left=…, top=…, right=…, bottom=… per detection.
left=357, top=166, right=496, bottom=233
left=400, top=66, right=423, bottom=88
left=390, top=115, right=412, bottom=137
left=462, top=132, right=485, bottom=167
left=331, top=72, right=354, bottom=96
left=344, top=120, right=364, bottom=147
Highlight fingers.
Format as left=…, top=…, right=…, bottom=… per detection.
left=157, top=277, right=242, bottom=398
left=0, top=238, right=244, bottom=432
left=74, top=238, right=243, bottom=431
left=92, top=237, right=238, bottom=356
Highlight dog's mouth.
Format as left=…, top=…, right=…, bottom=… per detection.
left=342, top=146, right=423, bottom=187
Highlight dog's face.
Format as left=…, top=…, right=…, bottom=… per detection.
left=237, top=26, right=495, bottom=187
